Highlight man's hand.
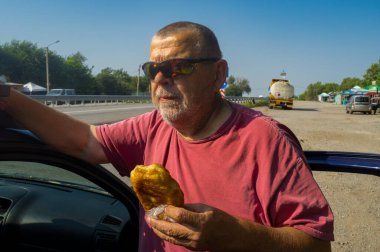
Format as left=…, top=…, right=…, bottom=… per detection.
left=145, top=203, right=239, bottom=251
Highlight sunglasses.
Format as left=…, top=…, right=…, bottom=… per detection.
left=141, top=58, right=220, bottom=79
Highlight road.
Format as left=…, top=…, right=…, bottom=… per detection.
left=54, top=101, right=379, bottom=251
left=55, top=103, right=154, bottom=124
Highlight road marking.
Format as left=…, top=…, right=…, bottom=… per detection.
left=62, top=106, right=154, bottom=115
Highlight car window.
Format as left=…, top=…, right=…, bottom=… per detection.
left=0, top=160, right=105, bottom=193
left=47, top=89, right=63, bottom=95
left=355, top=96, right=369, bottom=102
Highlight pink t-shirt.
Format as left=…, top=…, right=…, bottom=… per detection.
left=96, top=102, right=334, bottom=251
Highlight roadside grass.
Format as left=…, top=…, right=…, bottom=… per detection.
left=241, top=99, right=268, bottom=108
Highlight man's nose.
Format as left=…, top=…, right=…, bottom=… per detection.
left=153, top=71, right=172, bottom=84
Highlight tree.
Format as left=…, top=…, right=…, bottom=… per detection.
left=340, top=77, right=363, bottom=91
left=363, top=59, right=380, bottom=84
left=130, top=75, right=150, bottom=95
left=225, top=75, right=251, bottom=96
left=0, top=40, right=47, bottom=85
left=95, top=68, right=132, bottom=95
left=322, top=82, right=340, bottom=93
left=63, top=52, right=97, bottom=94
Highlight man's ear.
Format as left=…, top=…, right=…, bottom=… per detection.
left=215, top=60, right=228, bottom=90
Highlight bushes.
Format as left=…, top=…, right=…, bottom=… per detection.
left=241, top=99, right=268, bottom=108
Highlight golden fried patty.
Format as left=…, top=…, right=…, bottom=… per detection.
left=130, top=163, right=184, bottom=211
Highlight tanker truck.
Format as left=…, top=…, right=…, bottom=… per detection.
left=268, top=78, right=295, bottom=109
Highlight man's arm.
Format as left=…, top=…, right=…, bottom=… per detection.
left=146, top=204, right=331, bottom=252
left=1, top=88, right=108, bottom=164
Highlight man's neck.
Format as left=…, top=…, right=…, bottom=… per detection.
left=175, top=99, right=232, bottom=141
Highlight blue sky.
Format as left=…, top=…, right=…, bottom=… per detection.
left=1, top=0, right=379, bottom=95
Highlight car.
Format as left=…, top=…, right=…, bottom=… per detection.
left=46, top=89, right=77, bottom=105
left=0, top=112, right=139, bottom=252
left=345, top=95, right=371, bottom=114
left=47, top=89, right=76, bottom=96
left=0, top=111, right=379, bottom=252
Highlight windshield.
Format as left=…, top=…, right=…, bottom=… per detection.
left=47, top=89, right=63, bottom=95
left=355, top=96, right=370, bottom=103
left=0, top=161, right=106, bottom=194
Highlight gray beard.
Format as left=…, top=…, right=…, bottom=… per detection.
left=154, top=89, right=189, bottom=125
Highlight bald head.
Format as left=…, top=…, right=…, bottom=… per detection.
left=152, top=21, right=222, bottom=59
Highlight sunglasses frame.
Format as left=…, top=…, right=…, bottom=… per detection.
left=141, top=57, right=220, bottom=79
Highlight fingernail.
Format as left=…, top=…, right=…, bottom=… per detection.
left=145, top=215, right=151, bottom=224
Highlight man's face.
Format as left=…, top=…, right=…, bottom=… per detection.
left=149, top=32, right=220, bottom=125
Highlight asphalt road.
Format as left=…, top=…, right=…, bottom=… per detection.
left=54, top=103, right=155, bottom=124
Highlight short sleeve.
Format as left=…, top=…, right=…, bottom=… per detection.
left=96, top=113, right=152, bottom=176
left=255, top=117, right=334, bottom=241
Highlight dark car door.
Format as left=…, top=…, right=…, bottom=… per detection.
left=0, top=128, right=139, bottom=252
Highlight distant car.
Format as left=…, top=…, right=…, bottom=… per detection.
left=345, top=95, right=371, bottom=114
left=47, top=89, right=76, bottom=96
left=46, top=89, right=76, bottom=105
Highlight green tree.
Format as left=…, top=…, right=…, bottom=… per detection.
left=95, top=68, right=132, bottom=95
left=300, top=82, right=323, bottom=101
left=130, top=75, right=150, bottom=95
left=225, top=75, right=251, bottom=96
left=340, top=77, right=363, bottom=91
left=363, top=59, right=380, bottom=84
left=63, top=52, right=97, bottom=94
left=0, top=40, right=47, bottom=85
left=322, top=82, right=340, bottom=93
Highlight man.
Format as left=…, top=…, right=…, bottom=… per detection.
left=0, top=21, right=333, bottom=251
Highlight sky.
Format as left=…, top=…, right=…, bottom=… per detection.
left=1, top=0, right=379, bottom=96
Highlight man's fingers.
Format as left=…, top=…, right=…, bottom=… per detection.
left=163, top=205, right=211, bottom=228
left=148, top=217, right=199, bottom=245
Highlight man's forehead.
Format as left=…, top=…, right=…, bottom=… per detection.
left=149, top=32, right=201, bottom=61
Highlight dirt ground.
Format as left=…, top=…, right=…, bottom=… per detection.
left=254, top=101, right=380, bottom=252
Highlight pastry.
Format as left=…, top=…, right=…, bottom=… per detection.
left=130, top=163, right=184, bottom=211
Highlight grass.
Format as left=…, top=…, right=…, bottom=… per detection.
left=241, top=99, right=269, bottom=108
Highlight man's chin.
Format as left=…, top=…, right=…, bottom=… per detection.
left=159, top=109, right=184, bottom=125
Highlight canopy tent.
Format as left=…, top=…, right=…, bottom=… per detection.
left=364, top=84, right=380, bottom=92
left=350, top=85, right=369, bottom=93
left=23, top=82, right=47, bottom=95
left=318, top=92, right=330, bottom=102
left=341, top=86, right=369, bottom=95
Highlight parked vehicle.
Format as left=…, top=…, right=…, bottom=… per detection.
left=47, top=89, right=76, bottom=96
left=371, top=96, right=380, bottom=114
left=268, top=74, right=295, bottom=110
left=345, top=95, right=371, bottom=114
left=46, top=89, right=76, bottom=105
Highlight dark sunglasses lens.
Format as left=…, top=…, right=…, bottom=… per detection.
left=142, top=59, right=198, bottom=79
left=142, top=63, right=151, bottom=78
left=142, top=62, right=173, bottom=79
left=173, top=61, right=194, bottom=75
left=142, top=63, right=159, bottom=79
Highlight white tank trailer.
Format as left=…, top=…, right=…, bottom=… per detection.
left=268, top=79, right=295, bottom=109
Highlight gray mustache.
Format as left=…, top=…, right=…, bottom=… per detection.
left=155, top=89, right=180, bottom=99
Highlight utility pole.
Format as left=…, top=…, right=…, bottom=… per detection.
left=137, top=64, right=141, bottom=96
left=45, top=40, right=60, bottom=93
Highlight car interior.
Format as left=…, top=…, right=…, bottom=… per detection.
left=0, top=113, right=139, bottom=252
